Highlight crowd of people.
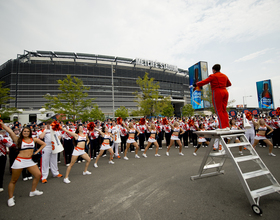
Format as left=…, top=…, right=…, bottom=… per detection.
left=0, top=113, right=280, bottom=207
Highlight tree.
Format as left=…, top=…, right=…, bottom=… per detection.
left=0, top=81, right=19, bottom=122
left=182, top=104, right=195, bottom=117
left=81, top=104, right=105, bottom=121
left=134, top=72, right=170, bottom=116
left=115, top=106, right=129, bottom=119
left=43, top=75, right=96, bottom=121
left=161, top=97, right=174, bottom=117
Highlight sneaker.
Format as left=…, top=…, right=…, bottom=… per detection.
left=108, top=160, right=115, bottom=164
left=94, top=163, right=98, bottom=168
left=66, top=164, right=70, bottom=167
left=7, top=196, right=15, bottom=207
left=159, top=147, right=162, bottom=149
left=155, top=154, right=161, bottom=157
left=179, top=152, right=184, bottom=156
left=141, top=149, right=145, bottom=151
left=274, top=146, right=277, bottom=149
left=135, top=154, right=140, bottom=159
left=185, top=146, right=188, bottom=148
left=193, top=146, right=197, bottom=148
left=0, top=188, right=4, bottom=192
left=83, top=171, right=92, bottom=175
left=23, top=177, right=28, bottom=181
left=78, top=161, right=81, bottom=163
left=142, top=153, right=147, bottom=158
left=193, top=152, right=197, bottom=156
left=239, top=151, right=243, bottom=156
left=53, top=174, right=63, bottom=178
left=42, top=179, right=47, bottom=184
left=82, top=160, right=85, bottom=162
left=91, top=158, right=93, bottom=160
left=29, top=189, right=43, bottom=197
left=102, top=154, right=107, bottom=157
left=244, top=147, right=247, bottom=150
left=58, top=161, right=61, bottom=164
left=64, top=178, right=71, bottom=184
left=124, top=156, right=129, bottom=160
left=166, top=152, right=169, bottom=156
left=268, top=153, right=276, bottom=157
left=278, top=146, right=280, bottom=149
left=28, top=176, right=33, bottom=180
left=117, top=155, right=121, bottom=159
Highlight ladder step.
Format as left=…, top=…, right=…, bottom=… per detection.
left=242, top=169, right=270, bottom=180
left=209, top=151, right=227, bottom=157
left=221, top=134, right=244, bottom=138
left=204, top=163, right=222, bottom=169
left=251, top=185, right=280, bottom=198
left=234, top=155, right=259, bottom=162
left=226, top=142, right=250, bottom=148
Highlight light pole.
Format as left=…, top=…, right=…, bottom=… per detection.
left=243, top=95, right=252, bottom=108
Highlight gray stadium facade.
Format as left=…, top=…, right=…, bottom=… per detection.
left=0, top=50, right=190, bottom=117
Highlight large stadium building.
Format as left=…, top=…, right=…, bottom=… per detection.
left=0, top=50, right=190, bottom=119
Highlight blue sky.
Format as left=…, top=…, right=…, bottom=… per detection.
left=1, top=0, right=280, bottom=108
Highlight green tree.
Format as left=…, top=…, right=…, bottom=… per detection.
left=81, top=104, right=105, bottom=121
left=134, top=72, right=168, bottom=116
left=115, top=106, right=129, bottom=118
left=43, top=75, right=95, bottom=121
left=161, top=97, right=174, bottom=117
left=182, top=104, right=195, bottom=117
left=0, top=81, right=19, bottom=122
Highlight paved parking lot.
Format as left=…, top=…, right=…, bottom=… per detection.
left=0, top=144, right=280, bottom=220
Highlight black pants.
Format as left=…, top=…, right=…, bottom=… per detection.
left=183, top=131, right=189, bottom=146
left=90, top=139, right=99, bottom=158
left=157, top=132, right=163, bottom=148
left=63, top=139, right=74, bottom=165
left=139, top=133, right=145, bottom=150
left=121, top=136, right=127, bottom=152
left=191, top=131, right=198, bottom=146
left=165, top=132, right=171, bottom=147
left=0, top=155, right=7, bottom=188
left=272, top=128, right=280, bottom=146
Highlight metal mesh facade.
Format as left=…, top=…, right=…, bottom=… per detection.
left=0, top=51, right=190, bottom=115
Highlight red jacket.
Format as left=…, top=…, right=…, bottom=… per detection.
left=196, top=72, right=231, bottom=91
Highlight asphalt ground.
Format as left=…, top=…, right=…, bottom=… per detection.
left=0, top=142, right=280, bottom=220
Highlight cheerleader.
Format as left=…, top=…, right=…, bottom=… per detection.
left=193, top=124, right=209, bottom=156
left=61, top=125, right=92, bottom=184
left=93, top=126, right=115, bottom=167
left=229, top=119, right=243, bottom=155
left=252, top=119, right=275, bottom=156
left=166, top=121, right=185, bottom=156
left=0, top=122, right=46, bottom=207
left=142, top=122, right=160, bottom=157
left=122, top=122, right=140, bottom=160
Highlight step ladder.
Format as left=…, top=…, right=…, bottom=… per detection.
left=190, top=130, right=280, bottom=216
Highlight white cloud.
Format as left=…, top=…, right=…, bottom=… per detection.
left=234, top=48, right=272, bottom=62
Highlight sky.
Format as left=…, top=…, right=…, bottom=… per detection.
left=0, top=0, right=280, bottom=109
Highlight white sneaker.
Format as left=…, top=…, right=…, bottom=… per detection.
left=29, top=189, right=43, bottom=197
left=135, top=154, right=140, bottom=159
left=94, top=163, right=98, bottom=168
left=193, top=146, right=197, bottom=148
left=28, top=176, right=33, bottom=180
left=23, top=177, right=28, bottom=181
left=0, top=188, right=4, bottom=192
left=91, top=158, right=93, bottom=160
left=124, top=156, right=129, bottom=160
left=159, top=147, right=162, bottom=149
left=64, top=178, right=71, bottom=184
left=102, top=154, right=107, bottom=157
left=193, top=152, right=197, bottom=156
left=185, top=146, right=188, bottom=148
left=66, top=164, right=70, bottom=167
left=83, top=171, right=92, bottom=175
left=269, top=153, right=276, bottom=157
left=239, top=151, right=243, bottom=155
left=82, top=160, right=85, bottom=162
left=179, top=152, right=184, bottom=156
left=141, top=149, right=145, bottom=151
left=7, top=196, right=15, bottom=207
left=166, top=152, right=169, bottom=156
left=274, top=146, right=277, bottom=149
left=108, top=160, right=115, bottom=164
left=142, top=153, right=147, bottom=158
left=155, top=154, right=161, bottom=157
left=78, top=161, right=81, bottom=163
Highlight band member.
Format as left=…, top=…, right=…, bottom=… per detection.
left=61, top=123, right=75, bottom=166
left=0, top=121, right=46, bottom=207
left=61, top=124, right=91, bottom=184
left=163, top=122, right=172, bottom=147
left=120, top=124, right=128, bottom=153
left=93, top=126, right=115, bottom=167
left=166, top=122, right=185, bottom=156
left=142, top=122, right=160, bottom=157
left=252, top=119, right=275, bottom=156
left=122, top=122, right=140, bottom=160
left=39, top=121, right=63, bottom=183
left=109, top=120, right=121, bottom=158
left=194, top=64, right=232, bottom=129
left=88, top=125, right=100, bottom=159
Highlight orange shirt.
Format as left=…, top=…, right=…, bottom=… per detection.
left=196, top=72, right=231, bottom=91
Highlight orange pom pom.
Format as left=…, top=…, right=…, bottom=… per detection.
left=87, top=122, right=95, bottom=131
left=139, top=118, right=146, bottom=125
left=188, top=119, right=194, bottom=127
left=245, top=112, right=252, bottom=120
left=276, top=107, right=280, bottom=116
left=162, top=118, right=168, bottom=125
left=51, top=121, right=62, bottom=131
left=117, top=117, right=123, bottom=125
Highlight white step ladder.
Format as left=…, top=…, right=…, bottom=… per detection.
left=190, top=130, right=280, bottom=216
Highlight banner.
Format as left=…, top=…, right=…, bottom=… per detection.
left=251, top=109, right=259, bottom=116
left=256, top=79, right=274, bottom=109
left=188, top=61, right=208, bottom=109
left=51, top=128, right=64, bottom=154
left=228, top=110, right=237, bottom=118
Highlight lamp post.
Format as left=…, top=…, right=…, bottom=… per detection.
left=243, top=95, right=252, bottom=108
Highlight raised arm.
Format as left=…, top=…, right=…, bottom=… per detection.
left=0, top=121, right=18, bottom=143
left=61, top=127, right=78, bottom=139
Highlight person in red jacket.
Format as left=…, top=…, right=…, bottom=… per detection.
left=194, top=64, right=232, bottom=129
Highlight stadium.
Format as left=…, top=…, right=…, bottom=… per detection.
left=0, top=50, right=190, bottom=120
